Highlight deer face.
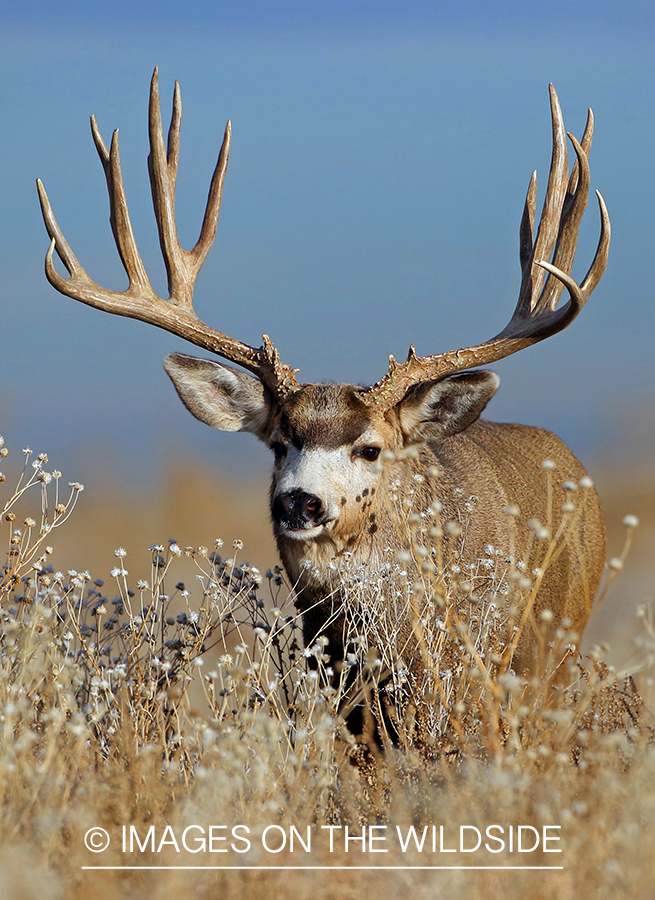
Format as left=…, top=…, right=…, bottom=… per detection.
left=164, top=353, right=499, bottom=546
left=267, top=383, right=394, bottom=543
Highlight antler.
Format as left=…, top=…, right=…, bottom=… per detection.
left=362, top=84, right=610, bottom=409
left=37, top=68, right=301, bottom=401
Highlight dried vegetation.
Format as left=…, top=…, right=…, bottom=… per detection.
left=0, top=436, right=654, bottom=900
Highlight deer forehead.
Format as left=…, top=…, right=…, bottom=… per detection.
left=275, top=383, right=397, bottom=450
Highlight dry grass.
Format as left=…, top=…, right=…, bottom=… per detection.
left=1, top=436, right=654, bottom=900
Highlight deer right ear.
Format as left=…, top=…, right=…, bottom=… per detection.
left=398, top=370, right=500, bottom=442
left=164, top=353, right=278, bottom=441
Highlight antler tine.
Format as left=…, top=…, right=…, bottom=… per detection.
left=362, top=85, right=609, bottom=411
left=148, top=68, right=189, bottom=304
left=148, top=68, right=232, bottom=306
left=37, top=180, right=85, bottom=286
left=515, top=84, right=569, bottom=316
left=537, top=188, right=610, bottom=309
left=518, top=170, right=538, bottom=279
left=564, top=109, right=594, bottom=204
left=195, top=121, right=231, bottom=266
left=38, top=69, right=301, bottom=402
left=536, top=110, right=593, bottom=313
left=92, top=118, right=152, bottom=292
left=166, top=79, right=181, bottom=179
left=566, top=107, right=594, bottom=202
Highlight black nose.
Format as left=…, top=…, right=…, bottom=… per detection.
left=272, top=489, right=324, bottom=529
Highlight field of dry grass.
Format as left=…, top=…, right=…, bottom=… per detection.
left=1, top=437, right=654, bottom=900
left=49, top=452, right=655, bottom=669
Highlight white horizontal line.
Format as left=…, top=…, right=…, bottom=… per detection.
left=82, top=865, right=564, bottom=871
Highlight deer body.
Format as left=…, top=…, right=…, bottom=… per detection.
left=38, top=72, right=610, bottom=714
left=162, top=364, right=605, bottom=676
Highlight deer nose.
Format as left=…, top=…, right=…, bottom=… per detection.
left=272, top=489, right=324, bottom=529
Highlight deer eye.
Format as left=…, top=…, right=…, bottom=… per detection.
left=271, top=441, right=287, bottom=461
left=356, top=446, right=381, bottom=462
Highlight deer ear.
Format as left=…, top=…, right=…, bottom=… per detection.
left=398, top=371, right=500, bottom=442
left=164, top=353, right=277, bottom=441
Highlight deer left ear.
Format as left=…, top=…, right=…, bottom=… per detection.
left=164, top=352, right=277, bottom=441
left=398, top=370, right=500, bottom=442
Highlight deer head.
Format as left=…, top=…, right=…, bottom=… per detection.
left=37, top=71, right=609, bottom=573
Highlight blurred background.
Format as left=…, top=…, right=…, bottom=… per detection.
left=1, top=0, right=653, bottom=670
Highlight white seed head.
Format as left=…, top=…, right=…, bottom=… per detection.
left=623, top=515, right=639, bottom=528
left=541, top=459, right=556, bottom=471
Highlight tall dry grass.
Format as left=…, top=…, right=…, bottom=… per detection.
left=1, top=435, right=654, bottom=900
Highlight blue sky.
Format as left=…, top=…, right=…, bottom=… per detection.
left=1, top=1, right=654, bottom=481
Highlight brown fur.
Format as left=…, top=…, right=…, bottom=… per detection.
left=163, top=360, right=605, bottom=696
left=269, top=387, right=605, bottom=677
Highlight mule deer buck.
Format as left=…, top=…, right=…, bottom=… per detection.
left=38, top=71, right=609, bottom=732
